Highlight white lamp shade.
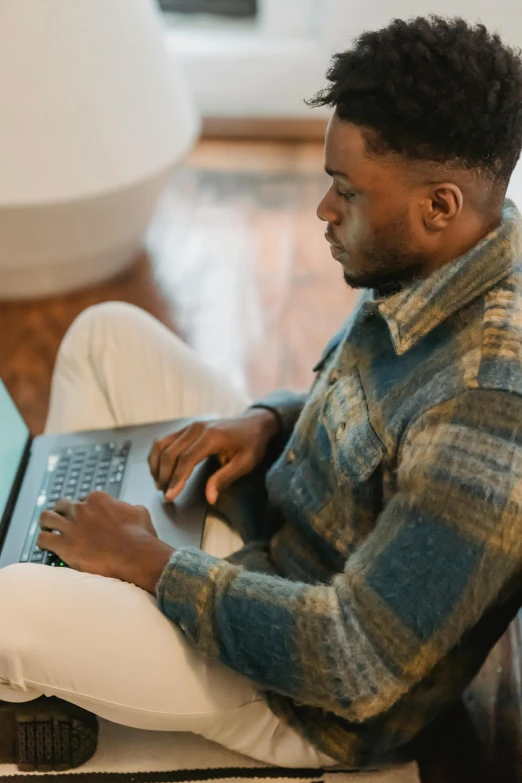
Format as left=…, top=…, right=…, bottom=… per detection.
left=0, top=0, right=200, bottom=298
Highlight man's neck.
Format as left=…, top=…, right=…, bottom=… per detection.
left=420, top=210, right=503, bottom=280
left=375, top=281, right=403, bottom=298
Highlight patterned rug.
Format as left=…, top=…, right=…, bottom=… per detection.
left=0, top=719, right=419, bottom=783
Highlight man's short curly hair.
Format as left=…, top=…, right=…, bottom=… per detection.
left=307, top=15, right=522, bottom=200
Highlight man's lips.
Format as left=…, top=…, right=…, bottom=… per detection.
left=325, top=234, right=347, bottom=259
left=329, top=244, right=348, bottom=260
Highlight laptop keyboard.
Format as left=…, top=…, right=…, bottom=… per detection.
left=20, top=440, right=131, bottom=566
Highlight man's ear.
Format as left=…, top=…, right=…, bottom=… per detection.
left=424, top=184, right=463, bottom=231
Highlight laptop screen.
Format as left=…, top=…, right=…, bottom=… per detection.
left=0, top=380, right=30, bottom=523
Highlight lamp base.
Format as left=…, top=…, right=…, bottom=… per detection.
left=0, top=237, right=144, bottom=300
left=0, top=165, right=174, bottom=301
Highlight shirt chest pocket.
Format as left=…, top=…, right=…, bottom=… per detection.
left=321, top=370, right=384, bottom=482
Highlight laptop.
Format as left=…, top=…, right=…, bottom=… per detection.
left=0, top=379, right=210, bottom=569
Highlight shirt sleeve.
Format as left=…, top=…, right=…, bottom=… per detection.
left=250, top=390, right=308, bottom=446
left=156, top=388, right=522, bottom=722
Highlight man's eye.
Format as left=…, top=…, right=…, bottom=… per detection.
left=336, top=185, right=355, bottom=202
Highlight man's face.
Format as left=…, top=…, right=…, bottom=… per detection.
left=317, top=114, right=429, bottom=290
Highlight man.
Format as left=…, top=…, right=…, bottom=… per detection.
left=2, top=13, right=522, bottom=771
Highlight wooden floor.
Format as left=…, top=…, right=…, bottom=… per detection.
left=0, top=140, right=354, bottom=434
left=0, top=138, right=521, bottom=782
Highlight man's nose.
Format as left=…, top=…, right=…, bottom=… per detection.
left=317, top=190, right=341, bottom=224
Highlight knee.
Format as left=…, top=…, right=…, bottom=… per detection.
left=58, top=302, right=149, bottom=364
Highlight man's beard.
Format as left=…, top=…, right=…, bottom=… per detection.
left=342, top=216, right=426, bottom=291
left=343, top=260, right=424, bottom=291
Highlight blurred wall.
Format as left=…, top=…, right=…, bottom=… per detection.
left=163, top=0, right=522, bottom=205
left=164, top=0, right=522, bottom=118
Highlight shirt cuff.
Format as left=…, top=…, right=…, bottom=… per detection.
left=156, top=547, right=241, bottom=658
left=250, top=390, right=306, bottom=443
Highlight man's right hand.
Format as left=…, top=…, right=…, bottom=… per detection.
left=147, top=409, right=281, bottom=505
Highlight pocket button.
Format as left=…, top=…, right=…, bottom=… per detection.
left=286, top=449, right=296, bottom=463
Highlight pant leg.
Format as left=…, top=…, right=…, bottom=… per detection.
left=0, top=536, right=334, bottom=767
left=1, top=303, right=335, bottom=768
left=45, top=301, right=251, bottom=435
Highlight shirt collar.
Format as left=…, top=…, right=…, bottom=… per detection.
left=375, top=198, right=522, bottom=355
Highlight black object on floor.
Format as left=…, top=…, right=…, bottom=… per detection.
left=158, top=0, right=257, bottom=18
left=0, top=696, right=98, bottom=772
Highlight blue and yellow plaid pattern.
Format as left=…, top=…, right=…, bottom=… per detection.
left=158, top=199, right=522, bottom=767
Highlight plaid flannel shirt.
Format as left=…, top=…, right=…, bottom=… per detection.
left=157, top=198, right=522, bottom=767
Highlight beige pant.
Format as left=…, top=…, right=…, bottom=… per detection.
left=0, top=303, right=335, bottom=769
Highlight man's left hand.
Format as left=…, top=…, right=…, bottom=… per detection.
left=37, top=492, right=174, bottom=594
